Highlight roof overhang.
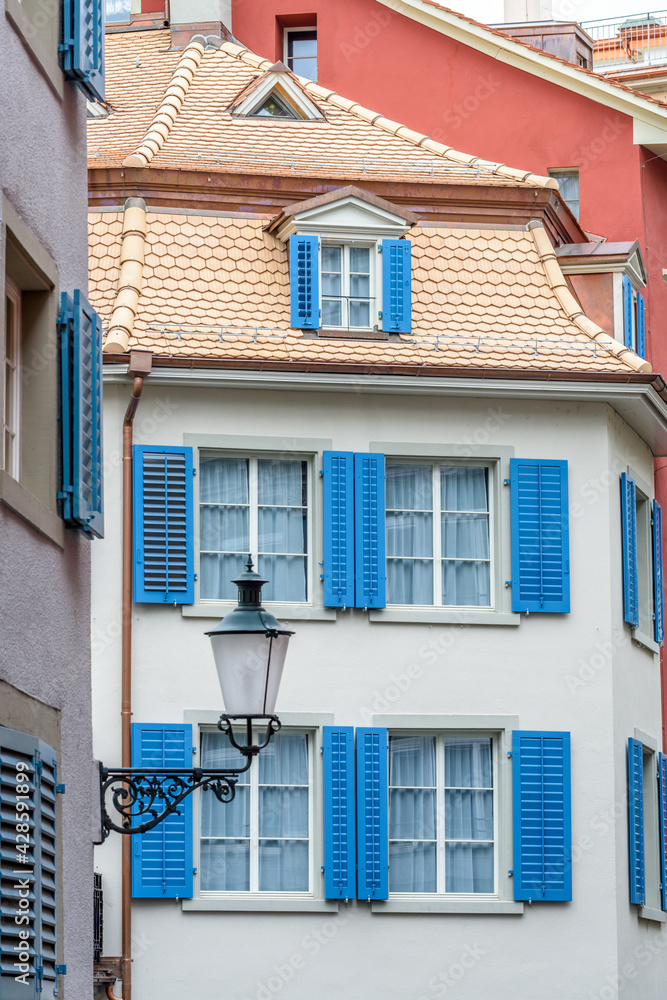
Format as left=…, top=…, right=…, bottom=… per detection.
left=102, top=361, right=667, bottom=456
left=268, top=185, right=418, bottom=241
left=556, top=239, right=647, bottom=284
left=377, top=0, right=667, bottom=161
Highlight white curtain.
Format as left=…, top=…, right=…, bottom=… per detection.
left=200, top=458, right=249, bottom=600
left=386, top=466, right=434, bottom=605
left=200, top=732, right=309, bottom=892
left=388, top=736, right=494, bottom=894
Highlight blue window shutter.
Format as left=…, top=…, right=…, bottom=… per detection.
left=131, top=724, right=194, bottom=899
left=0, top=727, right=59, bottom=1000
left=323, top=727, right=356, bottom=899
left=381, top=239, right=411, bottom=333
left=323, top=452, right=355, bottom=608
left=354, top=453, right=386, bottom=609
left=512, top=731, right=572, bottom=902
left=509, top=459, right=570, bottom=613
left=133, top=446, right=194, bottom=604
left=58, top=290, right=104, bottom=538
left=289, top=234, right=319, bottom=329
left=62, top=0, right=105, bottom=103
left=659, top=752, right=667, bottom=912
left=628, top=737, right=645, bottom=905
left=636, top=291, right=646, bottom=359
left=623, top=274, right=634, bottom=349
left=621, top=474, right=639, bottom=628
left=356, top=728, right=388, bottom=900
left=653, top=500, right=664, bottom=645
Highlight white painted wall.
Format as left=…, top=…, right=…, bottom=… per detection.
left=92, top=377, right=667, bottom=999
left=169, top=0, right=231, bottom=27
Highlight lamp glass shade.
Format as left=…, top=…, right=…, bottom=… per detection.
left=209, top=631, right=290, bottom=716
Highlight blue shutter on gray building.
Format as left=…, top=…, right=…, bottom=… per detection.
left=58, top=290, right=104, bottom=538
left=354, top=454, right=386, bottom=609
left=356, top=728, right=388, bottom=900
left=289, top=235, right=319, bottom=329
left=512, top=731, right=572, bottom=902
left=133, top=446, right=194, bottom=604
left=0, top=727, right=61, bottom=999
left=652, top=500, right=664, bottom=645
left=381, top=239, right=411, bottom=333
left=509, top=459, right=570, bottom=613
left=323, top=727, right=356, bottom=899
left=61, top=0, right=105, bottom=103
left=659, top=752, right=667, bottom=912
left=620, top=474, right=639, bottom=628
left=130, top=724, right=194, bottom=899
left=322, top=452, right=355, bottom=608
left=627, top=737, right=645, bottom=905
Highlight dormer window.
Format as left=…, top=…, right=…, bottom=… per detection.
left=253, top=93, right=300, bottom=119
left=229, top=67, right=324, bottom=121
left=322, top=244, right=374, bottom=330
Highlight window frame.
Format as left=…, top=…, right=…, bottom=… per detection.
left=4, top=276, right=21, bottom=480
left=633, top=728, right=667, bottom=923
left=627, top=466, right=659, bottom=653
left=183, top=434, right=335, bottom=621
left=548, top=168, right=580, bottom=219
left=372, top=714, right=522, bottom=915
left=320, top=240, right=379, bottom=333
left=369, top=443, right=518, bottom=625
left=283, top=26, right=318, bottom=81
left=183, top=711, right=338, bottom=913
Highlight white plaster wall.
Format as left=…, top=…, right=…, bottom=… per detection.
left=92, top=379, right=666, bottom=999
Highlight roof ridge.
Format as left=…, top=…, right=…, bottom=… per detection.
left=104, top=198, right=147, bottom=353
left=527, top=220, right=652, bottom=374
left=217, top=39, right=558, bottom=190
left=122, top=39, right=205, bottom=168
left=415, top=0, right=667, bottom=114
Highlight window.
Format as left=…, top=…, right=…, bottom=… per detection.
left=620, top=471, right=663, bottom=647
left=253, top=92, right=301, bottom=119
left=199, top=455, right=309, bottom=603
left=3, top=278, right=21, bottom=479
left=628, top=733, right=667, bottom=921
left=548, top=169, right=580, bottom=219
left=106, top=0, right=131, bottom=23
left=321, top=244, right=374, bottom=330
left=199, top=728, right=312, bottom=894
left=285, top=28, right=317, bottom=81
left=388, top=733, right=495, bottom=895
left=386, top=462, right=491, bottom=607
left=636, top=488, right=654, bottom=638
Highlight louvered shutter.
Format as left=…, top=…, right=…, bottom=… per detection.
left=354, top=453, right=386, bottom=609
left=636, top=292, right=646, bottom=359
left=322, top=452, right=355, bottom=608
left=62, top=0, right=105, bottom=103
left=621, top=474, right=639, bottom=628
left=623, top=274, right=634, bottom=349
left=509, top=459, right=570, bottom=613
left=628, top=737, right=645, bottom=905
left=659, top=752, right=667, bottom=912
left=323, top=727, right=356, bottom=899
left=58, top=291, right=104, bottom=538
left=653, top=500, right=664, bottom=645
left=289, top=235, right=319, bottom=329
left=381, top=239, right=411, bottom=333
left=356, top=728, right=388, bottom=900
left=131, top=724, right=193, bottom=899
left=133, top=446, right=194, bottom=604
left=0, top=727, right=60, bottom=1000
left=512, top=731, right=572, bottom=902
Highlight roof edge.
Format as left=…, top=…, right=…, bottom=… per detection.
left=266, top=184, right=420, bottom=234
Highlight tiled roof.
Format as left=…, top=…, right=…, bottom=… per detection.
left=88, top=28, right=557, bottom=189
left=89, top=204, right=650, bottom=375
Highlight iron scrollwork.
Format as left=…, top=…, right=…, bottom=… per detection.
left=100, top=714, right=281, bottom=839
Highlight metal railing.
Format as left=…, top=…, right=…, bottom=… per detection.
left=581, top=10, right=667, bottom=70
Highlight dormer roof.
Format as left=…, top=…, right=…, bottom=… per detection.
left=268, top=185, right=419, bottom=241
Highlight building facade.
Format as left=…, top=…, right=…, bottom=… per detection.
left=89, top=26, right=667, bottom=999
left=0, top=2, right=105, bottom=998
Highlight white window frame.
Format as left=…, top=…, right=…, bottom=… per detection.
left=627, top=466, right=659, bottom=653
left=634, top=727, right=667, bottom=923
left=372, top=714, right=522, bottom=915
left=3, top=276, right=21, bottom=480
left=548, top=168, right=580, bottom=219
left=183, top=434, right=335, bottom=621
left=183, top=711, right=338, bottom=913
left=283, top=26, right=318, bottom=81
left=320, top=240, right=378, bottom=332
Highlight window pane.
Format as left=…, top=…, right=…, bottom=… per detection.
left=259, top=554, right=307, bottom=602
left=349, top=273, right=370, bottom=298
left=259, top=788, right=309, bottom=838
left=322, top=299, right=342, bottom=327
left=389, top=789, right=436, bottom=840
left=259, top=733, right=308, bottom=784
left=445, top=738, right=493, bottom=788
left=442, top=560, right=490, bottom=607
left=259, top=508, right=307, bottom=554
left=201, top=731, right=248, bottom=773
left=441, top=513, right=489, bottom=559
left=350, top=246, right=370, bottom=273
left=288, top=31, right=317, bottom=59
left=200, top=840, right=249, bottom=891
left=445, top=790, right=493, bottom=841
left=387, top=464, right=432, bottom=510
left=349, top=300, right=370, bottom=328
left=387, top=558, right=433, bottom=605
left=390, top=736, right=436, bottom=786
left=200, top=458, right=248, bottom=503
left=441, top=466, right=488, bottom=511
left=259, top=840, right=309, bottom=891
left=445, top=843, right=493, bottom=893
left=200, top=553, right=246, bottom=600
left=201, top=785, right=249, bottom=838
left=389, top=842, right=436, bottom=893
left=254, top=96, right=294, bottom=118
left=200, top=505, right=249, bottom=552
left=322, top=245, right=342, bottom=272
left=386, top=511, right=433, bottom=558
left=258, top=459, right=306, bottom=506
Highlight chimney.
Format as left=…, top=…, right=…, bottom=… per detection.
left=168, top=0, right=233, bottom=46
left=504, top=0, right=553, bottom=20
left=500, top=0, right=593, bottom=68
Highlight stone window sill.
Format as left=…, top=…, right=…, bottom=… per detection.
left=0, top=471, right=64, bottom=548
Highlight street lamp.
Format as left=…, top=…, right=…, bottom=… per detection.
left=99, top=560, right=293, bottom=838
